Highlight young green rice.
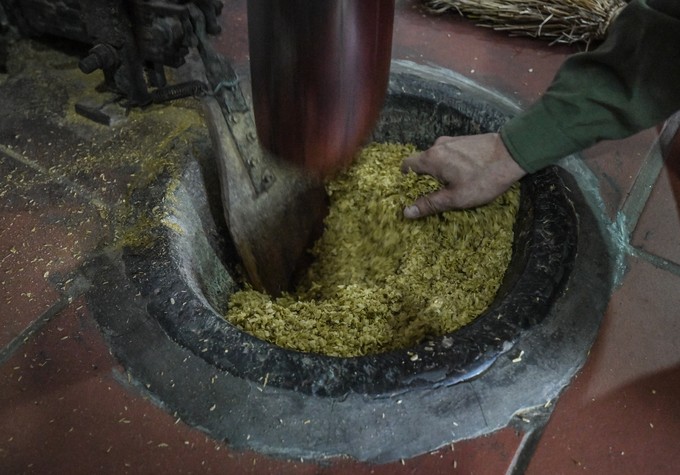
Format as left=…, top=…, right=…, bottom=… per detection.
left=225, top=142, right=520, bottom=357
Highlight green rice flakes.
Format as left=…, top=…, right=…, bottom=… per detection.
left=225, top=142, right=520, bottom=357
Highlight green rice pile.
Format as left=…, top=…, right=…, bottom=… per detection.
left=225, top=142, right=520, bottom=357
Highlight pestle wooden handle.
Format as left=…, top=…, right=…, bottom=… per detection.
left=247, top=0, right=395, bottom=177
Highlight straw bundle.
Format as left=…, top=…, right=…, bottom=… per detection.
left=422, top=0, right=627, bottom=45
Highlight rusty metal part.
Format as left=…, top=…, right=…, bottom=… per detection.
left=185, top=11, right=328, bottom=295
left=0, top=0, right=223, bottom=105
left=202, top=89, right=328, bottom=295
left=150, top=80, right=209, bottom=103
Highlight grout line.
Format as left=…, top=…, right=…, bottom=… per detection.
left=505, top=406, right=553, bottom=475
left=505, top=423, right=548, bottom=475
left=0, top=144, right=109, bottom=212
left=0, top=298, right=70, bottom=366
left=659, top=110, right=680, bottom=158
left=619, top=113, right=680, bottom=237
left=633, top=247, right=680, bottom=277
left=618, top=139, right=665, bottom=237
left=617, top=114, right=680, bottom=278
left=0, top=271, right=92, bottom=366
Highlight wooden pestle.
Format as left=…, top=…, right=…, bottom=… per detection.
left=247, top=0, right=395, bottom=177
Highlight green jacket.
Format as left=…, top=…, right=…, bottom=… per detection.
left=500, top=0, right=680, bottom=172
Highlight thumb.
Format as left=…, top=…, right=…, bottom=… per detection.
left=403, top=189, right=454, bottom=219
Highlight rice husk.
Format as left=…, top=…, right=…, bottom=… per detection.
left=225, top=142, right=520, bottom=357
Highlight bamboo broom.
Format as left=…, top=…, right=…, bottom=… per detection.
left=422, top=0, right=627, bottom=45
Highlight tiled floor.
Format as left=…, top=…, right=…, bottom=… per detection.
left=2, top=1, right=680, bottom=474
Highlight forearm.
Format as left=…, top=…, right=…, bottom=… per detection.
left=500, top=0, right=680, bottom=173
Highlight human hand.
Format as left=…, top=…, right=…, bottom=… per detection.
left=401, top=133, right=527, bottom=219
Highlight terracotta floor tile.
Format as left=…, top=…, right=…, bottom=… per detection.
left=211, top=0, right=249, bottom=65
left=581, top=129, right=660, bottom=221
left=390, top=1, right=578, bottom=105
left=0, top=299, right=249, bottom=474
left=631, top=153, right=680, bottom=265
left=526, top=257, right=680, bottom=474
left=310, top=427, right=521, bottom=475
left=214, top=0, right=581, bottom=105
left=529, top=365, right=680, bottom=474
left=3, top=1, right=678, bottom=474
left=0, top=297, right=522, bottom=475
left=575, top=256, right=680, bottom=399
left=0, top=156, right=108, bottom=348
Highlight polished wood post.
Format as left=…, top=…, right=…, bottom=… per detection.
left=248, top=0, right=395, bottom=177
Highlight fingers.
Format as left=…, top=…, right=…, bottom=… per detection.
left=401, top=151, right=449, bottom=185
left=403, top=189, right=456, bottom=219
left=401, top=133, right=524, bottom=219
left=401, top=151, right=428, bottom=175
left=401, top=137, right=456, bottom=178
left=401, top=140, right=458, bottom=219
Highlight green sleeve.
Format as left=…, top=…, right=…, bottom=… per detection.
left=500, top=0, right=680, bottom=173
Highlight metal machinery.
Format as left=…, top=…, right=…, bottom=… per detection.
left=0, top=0, right=224, bottom=108
left=0, top=0, right=395, bottom=294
